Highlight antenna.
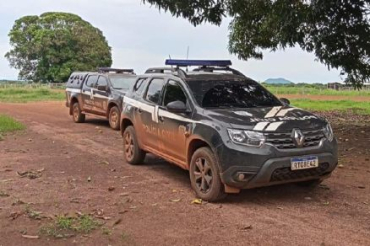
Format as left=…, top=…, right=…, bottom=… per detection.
left=186, top=46, right=190, bottom=72
left=169, top=55, right=173, bottom=68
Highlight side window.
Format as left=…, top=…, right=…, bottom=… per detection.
left=134, top=78, right=148, bottom=95
left=86, top=75, right=98, bottom=88
left=97, top=76, right=108, bottom=87
left=145, top=78, right=165, bottom=104
left=163, top=80, right=188, bottom=106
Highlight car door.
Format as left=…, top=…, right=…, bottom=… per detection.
left=94, top=75, right=109, bottom=115
left=140, top=78, right=166, bottom=151
left=129, top=78, right=149, bottom=145
left=157, top=80, right=191, bottom=166
left=81, top=75, right=98, bottom=113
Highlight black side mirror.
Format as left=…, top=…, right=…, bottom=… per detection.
left=97, top=85, right=108, bottom=91
left=166, top=100, right=187, bottom=114
left=280, top=98, right=290, bottom=106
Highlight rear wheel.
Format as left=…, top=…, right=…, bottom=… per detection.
left=109, top=106, right=120, bottom=130
left=123, top=126, right=146, bottom=165
left=72, top=102, right=85, bottom=123
left=189, top=147, right=226, bottom=202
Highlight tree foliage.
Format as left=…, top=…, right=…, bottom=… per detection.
left=5, top=12, right=112, bottom=82
left=143, top=0, right=370, bottom=88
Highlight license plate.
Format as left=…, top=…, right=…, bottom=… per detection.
left=291, top=156, right=319, bottom=170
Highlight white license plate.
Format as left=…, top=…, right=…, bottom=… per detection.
left=291, top=156, right=319, bottom=170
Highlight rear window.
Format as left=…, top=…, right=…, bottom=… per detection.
left=86, top=75, right=98, bottom=88
left=186, top=79, right=282, bottom=108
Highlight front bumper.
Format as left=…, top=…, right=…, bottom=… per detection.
left=218, top=139, right=338, bottom=189
left=220, top=153, right=337, bottom=189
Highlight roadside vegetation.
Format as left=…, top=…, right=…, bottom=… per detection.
left=0, top=115, right=25, bottom=139
left=290, top=99, right=370, bottom=115
left=264, top=85, right=370, bottom=96
left=0, top=87, right=64, bottom=103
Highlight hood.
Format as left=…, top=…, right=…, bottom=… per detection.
left=206, top=106, right=326, bottom=132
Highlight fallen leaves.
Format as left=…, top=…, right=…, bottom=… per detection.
left=17, top=168, right=45, bottom=179
left=191, top=199, right=202, bottom=205
left=170, top=199, right=181, bottom=203
left=21, top=235, right=39, bottom=239
left=240, top=225, right=253, bottom=231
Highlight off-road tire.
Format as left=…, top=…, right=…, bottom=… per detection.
left=109, top=106, right=120, bottom=130
left=296, top=179, right=323, bottom=187
left=189, top=147, right=226, bottom=202
left=123, top=126, right=146, bottom=165
left=72, top=102, right=85, bottom=123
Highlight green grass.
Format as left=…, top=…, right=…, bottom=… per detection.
left=265, top=85, right=370, bottom=96
left=0, top=115, right=25, bottom=135
left=40, top=215, right=101, bottom=238
left=291, top=99, right=370, bottom=114
left=0, top=87, right=64, bottom=103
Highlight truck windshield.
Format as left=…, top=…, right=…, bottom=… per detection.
left=186, top=79, right=282, bottom=108
left=109, top=75, right=137, bottom=90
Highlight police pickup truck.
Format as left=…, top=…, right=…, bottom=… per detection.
left=65, top=68, right=136, bottom=130
left=120, top=60, right=338, bottom=202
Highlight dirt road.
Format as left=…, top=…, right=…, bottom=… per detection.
left=0, top=102, right=369, bottom=246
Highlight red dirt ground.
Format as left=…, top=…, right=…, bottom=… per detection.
left=0, top=102, right=369, bottom=246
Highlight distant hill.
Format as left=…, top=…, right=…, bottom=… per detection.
left=264, top=78, right=294, bottom=85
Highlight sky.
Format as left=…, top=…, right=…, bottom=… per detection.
left=0, top=0, right=342, bottom=83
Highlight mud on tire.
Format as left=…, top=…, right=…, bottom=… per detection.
left=72, top=102, right=85, bottom=123
left=109, top=106, right=120, bottom=130
left=189, top=147, right=226, bottom=202
left=123, top=126, right=146, bottom=165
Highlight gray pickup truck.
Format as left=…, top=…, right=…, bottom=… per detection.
left=65, top=68, right=137, bottom=130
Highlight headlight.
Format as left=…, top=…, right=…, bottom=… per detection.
left=227, top=129, right=266, bottom=147
left=323, top=123, right=334, bottom=142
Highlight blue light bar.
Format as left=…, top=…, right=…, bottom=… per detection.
left=165, top=59, right=232, bottom=67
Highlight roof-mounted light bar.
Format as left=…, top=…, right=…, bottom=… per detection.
left=165, top=59, right=232, bottom=67
left=98, top=67, right=135, bottom=74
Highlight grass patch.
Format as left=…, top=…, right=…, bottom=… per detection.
left=291, top=99, right=370, bottom=114
left=40, top=215, right=101, bottom=238
left=0, top=115, right=25, bottom=137
left=265, top=85, right=370, bottom=96
left=0, top=87, right=64, bottom=103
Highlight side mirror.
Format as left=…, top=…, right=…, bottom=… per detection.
left=97, top=85, right=108, bottom=91
left=166, top=100, right=187, bottom=114
left=280, top=98, right=290, bottom=106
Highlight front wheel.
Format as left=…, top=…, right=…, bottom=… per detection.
left=123, top=126, right=146, bottom=165
left=189, top=147, right=226, bottom=202
left=72, top=102, right=85, bottom=123
left=109, top=106, right=120, bottom=130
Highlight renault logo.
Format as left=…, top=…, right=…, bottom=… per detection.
left=292, top=129, right=305, bottom=147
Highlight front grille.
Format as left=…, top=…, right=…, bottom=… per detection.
left=270, top=162, right=330, bottom=182
left=264, top=129, right=325, bottom=149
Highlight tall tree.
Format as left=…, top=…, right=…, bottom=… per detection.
left=5, top=12, right=112, bottom=82
left=143, top=0, right=370, bottom=88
